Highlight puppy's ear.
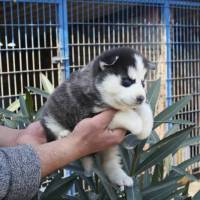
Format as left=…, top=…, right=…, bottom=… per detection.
left=99, top=56, right=119, bottom=70
left=146, top=60, right=156, bottom=70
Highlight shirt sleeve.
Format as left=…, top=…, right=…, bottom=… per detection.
left=0, top=144, right=41, bottom=200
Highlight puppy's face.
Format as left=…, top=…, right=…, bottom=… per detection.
left=95, top=48, right=155, bottom=110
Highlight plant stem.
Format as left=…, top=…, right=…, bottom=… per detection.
left=130, top=145, right=140, bottom=176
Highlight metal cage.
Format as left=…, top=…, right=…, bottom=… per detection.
left=0, top=0, right=68, bottom=110
left=0, top=0, right=200, bottom=170
left=67, top=0, right=200, bottom=170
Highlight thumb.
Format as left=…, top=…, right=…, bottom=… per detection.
left=91, top=109, right=117, bottom=128
left=108, top=128, right=126, bottom=144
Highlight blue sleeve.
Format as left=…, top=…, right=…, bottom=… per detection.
left=0, top=145, right=41, bottom=200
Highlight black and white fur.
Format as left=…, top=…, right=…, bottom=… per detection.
left=41, top=47, right=155, bottom=187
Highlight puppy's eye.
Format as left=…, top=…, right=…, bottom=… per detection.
left=141, top=80, right=145, bottom=87
left=122, top=78, right=136, bottom=87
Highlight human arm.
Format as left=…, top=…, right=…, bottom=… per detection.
left=0, top=110, right=125, bottom=200
left=0, top=126, right=20, bottom=147
left=35, top=110, right=126, bottom=177
left=0, top=122, right=46, bottom=147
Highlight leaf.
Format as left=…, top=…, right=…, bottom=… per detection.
left=153, top=95, right=192, bottom=129
left=169, top=119, right=195, bottom=126
left=171, top=166, right=197, bottom=182
left=120, top=146, right=131, bottom=172
left=40, top=73, right=54, bottom=94
left=165, top=124, right=180, bottom=137
left=153, top=119, right=195, bottom=126
left=142, top=170, right=152, bottom=188
left=130, top=145, right=141, bottom=176
left=177, top=155, right=200, bottom=170
left=142, top=176, right=182, bottom=200
left=2, top=118, right=17, bottom=128
left=19, top=95, right=29, bottom=117
left=126, top=178, right=142, bottom=200
left=193, top=190, right=200, bottom=200
left=93, top=167, right=118, bottom=200
left=25, top=91, right=34, bottom=121
left=162, top=187, right=186, bottom=200
left=182, top=182, right=190, bottom=197
left=62, top=195, right=79, bottom=200
left=6, top=96, right=25, bottom=112
left=151, top=163, right=163, bottom=185
left=147, top=79, right=161, bottom=113
left=136, top=126, right=194, bottom=175
left=179, top=136, right=200, bottom=149
left=122, top=134, right=141, bottom=150
left=27, top=86, right=49, bottom=98
left=0, top=108, right=18, bottom=118
left=34, top=106, right=45, bottom=120
left=147, top=130, right=160, bottom=145
left=40, top=174, right=77, bottom=200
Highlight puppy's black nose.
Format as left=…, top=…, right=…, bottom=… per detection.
left=136, top=96, right=144, bottom=104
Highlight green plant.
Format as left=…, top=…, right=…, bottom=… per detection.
left=0, top=77, right=199, bottom=200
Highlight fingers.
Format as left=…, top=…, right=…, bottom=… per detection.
left=106, top=128, right=126, bottom=145
left=91, top=109, right=117, bottom=128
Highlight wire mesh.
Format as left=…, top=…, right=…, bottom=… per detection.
left=67, top=0, right=200, bottom=171
left=67, top=0, right=165, bottom=76
left=0, top=0, right=199, bottom=171
left=0, top=1, right=62, bottom=110
left=170, top=3, right=200, bottom=170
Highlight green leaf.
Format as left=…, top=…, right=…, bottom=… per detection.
left=193, top=190, right=200, bottom=200
left=126, top=178, right=142, bottom=200
left=2, top=118, right=17, bottom=128
left=27, top=86, right=49, bottom=98
left=93, top=167, right=118, bottom=200
left=147, top=131, right=160, bottom=145
left=165, top=124, right=180, bottom=137
left=122, top=134, right=141, bottom=150
left=182, top=181, right=190, bottom=197
left=171, top=166, right=197, bottom=182
left=0, top=108, right=18, bottom=118
left=6, top=96, right=25, bottom=112
left=40, top=173, right=77, bottom=200
left=142, top=170, right=152, bottom=188
left=34, top=106, right=45, bottom=121
left=40, top=73, right=54, bottom=94
left=136, top=126, right=194, bottom=175
left=120, top=146, right=131, bottom=172
left=62, top=195, right=79, bottom=200
left=153, top=95, right=192, bottom=129
left=163, top=187, right=186, bottom=200
left=151, top=163, right=163, bottom=185
left=154, top=119, right=195, bottom=126
left=177, top=155, right=200, bottom=170
left=147, top=79, right=161, bottom=113
left=19, top=95, right=29, bottom=117
left=179, top=136, right=200, bottom=149
left=25, top=91, right=34, bottom=121
left=142, top=176, right=182, bottom=200
left=131, top=145, right=141, bottom=176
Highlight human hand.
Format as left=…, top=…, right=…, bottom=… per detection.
left=16, top=121, right=47, bottom=146
left=71, top=110, right=126, bottom=156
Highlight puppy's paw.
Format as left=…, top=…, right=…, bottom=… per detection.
left=109, top=110, right=143, bottom=136
left=129, top=118, right=143, bottom=135
left=108, top=170, right=133, bottom=187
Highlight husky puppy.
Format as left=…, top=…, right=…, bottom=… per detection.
left=41, top=47, right=155, bottom=187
